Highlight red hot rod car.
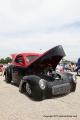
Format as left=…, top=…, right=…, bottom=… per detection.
left=4, top=45, right=77, bottom=100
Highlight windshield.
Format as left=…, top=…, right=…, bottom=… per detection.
left=26, top=55, right=39, bottom=63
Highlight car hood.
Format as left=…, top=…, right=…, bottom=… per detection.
left=26, top=45, right=66, bottom=72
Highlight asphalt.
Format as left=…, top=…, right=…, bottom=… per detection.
left=0, top=74, right=80, bottom=120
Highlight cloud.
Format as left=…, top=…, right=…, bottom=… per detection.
left=0, top=0, right=80, bottom=33
left=0, top=31, right=80, bottom=61
left=0, top=0, right=80, bottom=61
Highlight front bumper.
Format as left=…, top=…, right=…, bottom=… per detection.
left=41, top=82, right=75, bottom=99
left=52, top=83, right=70, bottom=95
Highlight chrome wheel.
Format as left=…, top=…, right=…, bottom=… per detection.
left=26, top=82, right=32, bottom=95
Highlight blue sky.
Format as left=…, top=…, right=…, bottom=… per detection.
left=0, top=0, right=80, bottom=61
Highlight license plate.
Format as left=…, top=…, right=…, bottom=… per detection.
left=52, top=83, right=70, bottom=95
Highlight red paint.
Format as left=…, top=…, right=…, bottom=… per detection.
left=11, top=53, right=41, bottom=67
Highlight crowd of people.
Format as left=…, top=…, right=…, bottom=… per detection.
left=0, top=64, right=8, bottom=76
left=0, top=61, right=78, bottom=76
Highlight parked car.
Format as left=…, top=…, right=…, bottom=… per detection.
left=76, top=58, right=80, bottom=76
left=0, top=64, right=4, bottom=75
left=0, top=64, right=3, bottom=72
left=4, top=45, right=77, bottom=100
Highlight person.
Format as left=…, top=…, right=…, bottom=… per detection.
left=2, top=64, right=8, bottom=76
left=69, top=62, right=75, bottom=72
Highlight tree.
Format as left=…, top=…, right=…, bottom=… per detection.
left=0, top=57, right=12, bottom=64
left=4, top=57, right=12, bottom=64
left=0, top=58, right=5, bottom=64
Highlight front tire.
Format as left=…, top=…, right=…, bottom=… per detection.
left=20, top=75, right=44, bottom=100
left=71, top=83, right=76, bottom=92
left=25, top=81, right=43, bottom=100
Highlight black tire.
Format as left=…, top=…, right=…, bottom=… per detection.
left=77, top=69, right=80, bottom=76
left=19, top=82, right=26, bottom=93
left=5, top=70, right=12, bottom=83
left=19, top=81, right=42, bottom=100
left=25, top=81, right=43, bottom=100
left=71, top=83, right=76, bottom=92
left=21, top=75, right=43, bottom=100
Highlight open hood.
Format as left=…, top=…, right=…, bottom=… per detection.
left=26, top=45, right=66, bottom=72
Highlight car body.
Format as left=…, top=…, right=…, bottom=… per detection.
left=76, top=58, right=80, bottom=76
left=4, top=45, right=77, bottom=100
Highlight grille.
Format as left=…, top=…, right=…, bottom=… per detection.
left=52, top=83, right=70, bottom=95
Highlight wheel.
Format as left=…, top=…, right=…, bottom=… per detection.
left=25, top=81, right=43, bottom=100
left=25, top=82, right=32, bottom=97
left=20, top=75, right=44, bottom=100
left=5, top=71, right=11, bottom=83
left=71, top=83, right=76, bottom=92
left=77, top=69, right=80, bottom=76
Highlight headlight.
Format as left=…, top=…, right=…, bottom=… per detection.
left=73, top=75, right=77, bottom=83
left=39, top=79, right=46, bottom=90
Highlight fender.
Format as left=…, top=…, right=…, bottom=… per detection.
left=22, top=75, right=41, bottom=85
left=19, top=75, right=42, bottom=94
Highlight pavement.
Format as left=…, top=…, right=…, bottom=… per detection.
left=0, top=74, right=80, bottom=120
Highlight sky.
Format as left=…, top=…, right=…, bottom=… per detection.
left=0, top=0, right=80, bottom=61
